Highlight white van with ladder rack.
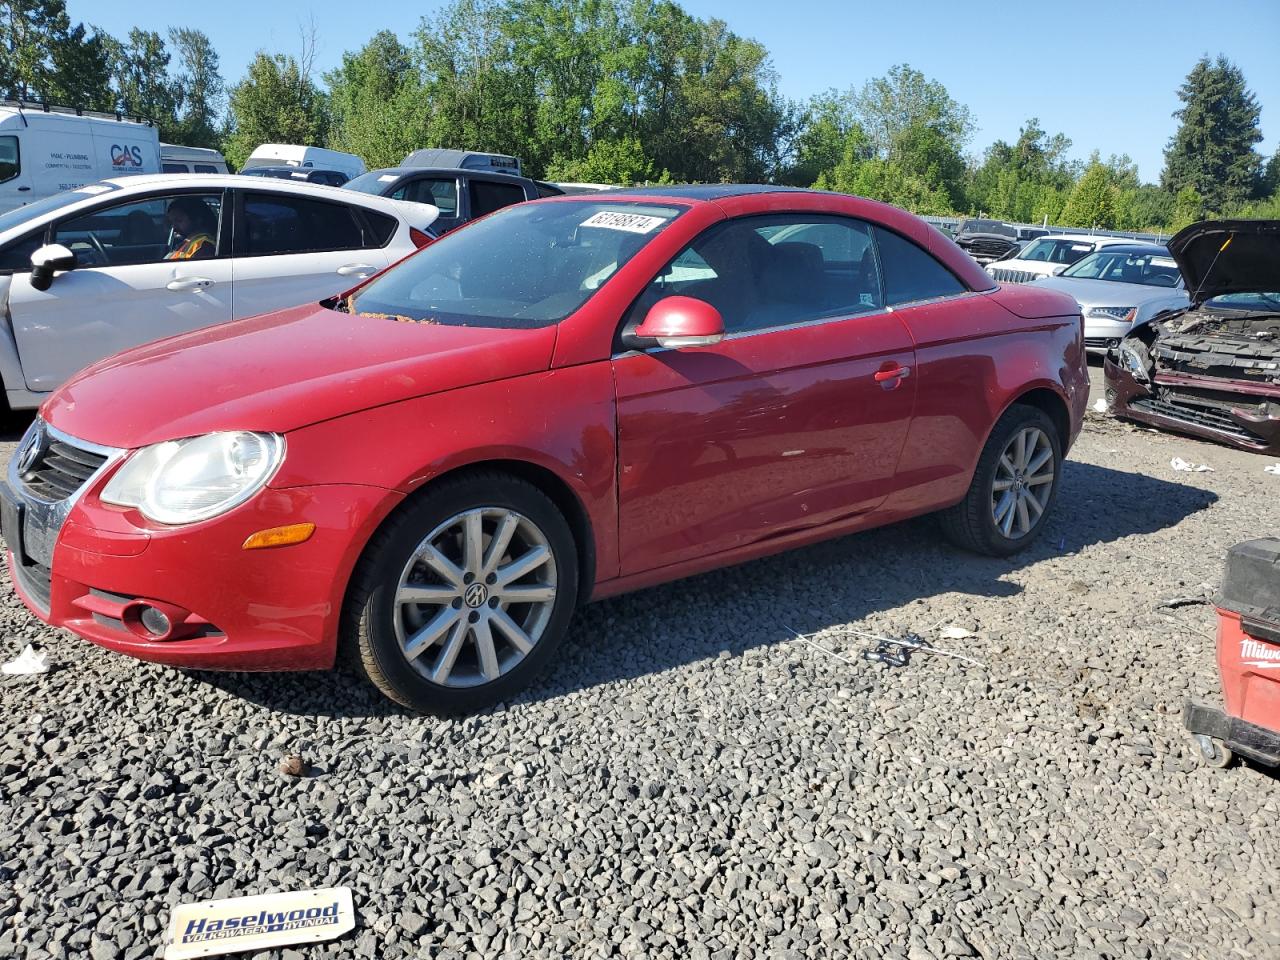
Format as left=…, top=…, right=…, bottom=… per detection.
left=0, top=101, right=161, bottom=213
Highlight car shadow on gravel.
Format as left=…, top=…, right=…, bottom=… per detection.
left=196, top=458, right=1218, bottom=718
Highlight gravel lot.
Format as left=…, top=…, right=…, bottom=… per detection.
left=2, top=363, right=1278, bottom=960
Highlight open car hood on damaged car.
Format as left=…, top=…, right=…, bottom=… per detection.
left=1169, top=219, right=1280, bottom=304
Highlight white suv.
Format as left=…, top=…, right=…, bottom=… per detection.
left=0, top=175, right=437, bottom=409
left=988, top=234, right=1141, bottom=284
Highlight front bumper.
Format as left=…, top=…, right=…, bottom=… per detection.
left=1104, top=358, right=1280, bottom=453
left=1083, top=318, right=1132, bottom=354
left=3, top=468, right=397, bottom=671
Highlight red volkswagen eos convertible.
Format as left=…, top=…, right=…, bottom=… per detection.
left=2, top=186, right=1087, bottom=712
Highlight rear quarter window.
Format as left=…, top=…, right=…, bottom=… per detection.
left=873, top=226, right=966, bottom=305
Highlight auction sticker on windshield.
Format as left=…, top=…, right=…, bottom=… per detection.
left=166, top=887, right=355, bottom=958
left=580, top=211, right=668, bottom=233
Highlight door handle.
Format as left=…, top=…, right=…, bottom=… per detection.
left=166, top=277, right=214, bottom=292
left=874, top=363, right=911, bottom=385
left=336, top=263, right=376, bottom=277
left=17, top=186, right=30, bottom=192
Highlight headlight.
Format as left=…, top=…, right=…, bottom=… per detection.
left=1118, top=343, right=1150, bottom=382
left=100, top=432, right=284, bottom=525
left=1087, top=306, right=1138, bottom=324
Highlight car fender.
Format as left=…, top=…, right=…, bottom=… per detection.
left=270, top=362, right=622, bottom=584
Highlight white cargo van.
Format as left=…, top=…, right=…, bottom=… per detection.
left=160, top=143, right=228, bottom=174
left=0, top=101, right=161, bottom=213
left=242, top=144, right=366, bottom=181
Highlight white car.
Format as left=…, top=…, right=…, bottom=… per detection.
left=1032, top=243, right=1188, bottom=353
left=988, top=234, right=1143, bottom=284
left=0, top=175, right=437, bottom=409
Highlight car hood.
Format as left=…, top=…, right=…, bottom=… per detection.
left=1032, top=275, right=1183, bottom=308
left=1168, top=219, right=1280, bottom=304
left=43, top=304, right=558, bottom=448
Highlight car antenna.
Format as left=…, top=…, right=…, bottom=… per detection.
left=1190, top=232, right=1233, bottom=302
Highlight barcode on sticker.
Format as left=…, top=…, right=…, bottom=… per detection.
left=580, top=211, right=667, bottom=234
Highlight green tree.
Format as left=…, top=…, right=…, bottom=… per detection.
left=1061, top=159, right=1117, bottom=229
left=1170, top=185, right=1205, bottom=231
left=1161, top=55, right=1263, bottom=211
left=109, top=29, right=179, bottom=133
left=168, top=28, right=224, bottom=148
left=224, top=52, right=328, bottom=169
left=0, top=0, right=65, bottom=99
left=966, top=119, right=1077, bottom=222
left=805, top=64, right=971, bottom=210
left=325, top=31, right=425, bottom=167
left=46, top=22, right=114, bottom=110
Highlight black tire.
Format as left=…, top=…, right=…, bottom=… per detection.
left=940, top=403, right=1063, bottom=557
left=342, top=471, right=579, bottom=714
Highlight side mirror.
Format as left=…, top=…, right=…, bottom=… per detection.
left=628, top=296, right=725, bottom=350
left=29, top=244, right=77, bottom=292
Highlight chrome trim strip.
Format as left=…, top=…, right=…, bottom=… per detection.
left=7, top=419, right=126, bottom=567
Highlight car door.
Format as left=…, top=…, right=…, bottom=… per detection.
left=613, top=214, right=918, bottom=575
left=5, top=189, right=233, bottom=392
left=229, top=189, right=394, bottom=317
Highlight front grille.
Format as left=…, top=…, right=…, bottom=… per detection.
left=13, top=558, right=51, bottom=612
left=1085, top=337, right=1119, bottom=350
left=989, top=268, right=1039, bottom=284
left=19, top=432, right=109, bottom=501
left=1130, top=397, right=1263, bottom=445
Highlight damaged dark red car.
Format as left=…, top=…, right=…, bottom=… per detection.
left=1105, top=220, right=1280, bottom=452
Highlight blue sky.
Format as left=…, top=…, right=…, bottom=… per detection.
left=75, top=0, right=1280, bottom=183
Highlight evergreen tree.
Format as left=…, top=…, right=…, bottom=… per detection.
left=1161, top=55, right=1263, bottom=211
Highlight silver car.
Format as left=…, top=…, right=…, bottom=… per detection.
left=1032, top=243, right=1188, bottom=353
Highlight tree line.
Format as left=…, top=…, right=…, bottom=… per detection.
left=4, top=0, right=1278, bottom=231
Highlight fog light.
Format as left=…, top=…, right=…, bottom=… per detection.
left=139, top=605, right=171, bottom=637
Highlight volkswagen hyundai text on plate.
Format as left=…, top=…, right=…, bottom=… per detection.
left=1, top=186, right=1088, bottom=713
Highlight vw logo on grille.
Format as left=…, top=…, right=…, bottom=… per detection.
left=464, top=582, right=489, bottom=608
left=16, top=427, right=43, bottom=476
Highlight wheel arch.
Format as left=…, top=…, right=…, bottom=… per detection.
left=1008, top=385, right=1071, bottom=450
left=366, top=457, right=598, bottom=602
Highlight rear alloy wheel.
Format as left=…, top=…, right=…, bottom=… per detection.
left=989, top=426, right=1055, bottom=540
left=345, top=474, right=578, bottom=713
left=940, top=404, right=1062, bottom=556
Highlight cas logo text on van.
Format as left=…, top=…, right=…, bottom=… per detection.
left=110, top=144, right=144, bottom=169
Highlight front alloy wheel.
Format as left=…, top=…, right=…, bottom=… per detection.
left=346, top=473, right=579, bottom=713
left=395, top=507, right=557, bottom=688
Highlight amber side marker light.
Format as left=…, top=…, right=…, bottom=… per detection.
left=243, top=522, right=316, bottom=550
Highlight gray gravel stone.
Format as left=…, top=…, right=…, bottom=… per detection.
left=0, top=370, right=1277, bottom=958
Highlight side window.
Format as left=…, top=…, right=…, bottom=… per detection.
left=393, top=178, right=458, bottom=217
left=0, top=230, right=44, bottom=273
left=360, top=209, right=398, bottom=248
left=242, top=193, right=363, bottom=255
left=53, top=193, right=222, bottom=267
left=873, top=226, right=965, bottom=305
left=162, top=162, right=189, bottom=173
left=193, top=164, right=219, bottom=174
left=0, top=135, right=21, bottom=183
left=469, top=180, right=525, bottom=218
left=624, top=215, right=883, bottom=338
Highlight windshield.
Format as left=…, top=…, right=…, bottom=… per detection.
left=1060, top=249, right=1181, bottom=287
left=0, top=183, right=119, bottom=234
left=960, top=219, right=1016, bottom=238
left=343, top=171, right=395, bottom=195
left=1207, top=292, right=1280, bottom=312
left=1016, top=238, right=1095, bottom=265
left=347, top=200, right=684, bottom=327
